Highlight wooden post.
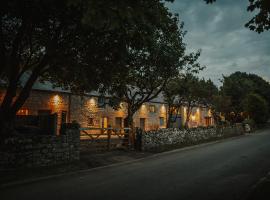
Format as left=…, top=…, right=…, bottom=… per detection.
left=130, top=123, right=135, bottom=149
left=107, top=125, right=112, bottom=151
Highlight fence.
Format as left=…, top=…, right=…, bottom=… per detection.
left=80, top=127, right=133, bottom=151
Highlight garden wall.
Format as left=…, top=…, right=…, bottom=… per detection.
left=0, top=129, right=80, bottom=169
left=142, top=124, right=244, bottom=151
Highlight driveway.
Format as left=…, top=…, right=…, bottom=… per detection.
left=1, top=129, right=270, bottom=200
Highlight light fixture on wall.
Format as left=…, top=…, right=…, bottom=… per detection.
left=52, top=94, right=61, bottom=105
left=89, top=98, right=96, bottom=105
left=191, top=115, right=196, bottom=121
left=87, top=98, right=96, bottom=111
left=161, top=104, right=166, bottom=113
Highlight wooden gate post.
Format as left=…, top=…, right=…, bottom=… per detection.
left=129, top=123, right=135, bottom=149
left=107, top=125, right=112, bottom=151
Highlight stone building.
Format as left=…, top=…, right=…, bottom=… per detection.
left=0, top=86, right=214, bottom=134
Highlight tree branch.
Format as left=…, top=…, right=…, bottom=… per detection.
left=11, top=54, right=49, bottom=114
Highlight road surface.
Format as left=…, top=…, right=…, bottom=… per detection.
left=1, top=129, right=270, bottom=200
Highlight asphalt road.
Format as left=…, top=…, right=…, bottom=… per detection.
left=1, top=129, right=270, bottom=200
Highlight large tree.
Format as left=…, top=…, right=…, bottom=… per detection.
left=108, top=17, right=191, bottom=130
left=163, top=62, right=205, bottom=128
left=0, top=0, right=177, bottom=134
left=243, top=93, right=269, bottom=124
left=220, top=71, right=270, bottom=123
left=205, top=0, right=270, bottom=33
left=163, top=73, right=216, bottom=128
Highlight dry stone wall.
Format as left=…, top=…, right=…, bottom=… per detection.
left=0, top=129, right=80, bottom=169
left=142, top=124, right=244, bottom=151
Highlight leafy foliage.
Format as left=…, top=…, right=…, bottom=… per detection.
left=164, top=73, right=218, bottom=128
left=0, top=0, right=184, bottom=133
left=107, top=11, right=203, bottom=128
left=243, top=93, right=269, bottom=124
left=220, top=72, right=270, bottom=124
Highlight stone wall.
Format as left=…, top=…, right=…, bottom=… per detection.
left=0, top=129, right=80, bottom=169
left=142, top=124, right=244, bottom=151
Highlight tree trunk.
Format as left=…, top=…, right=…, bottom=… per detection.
left=124, top=106, right=136, bottom=148
left=167, top=104, right=172, bottom=128
left=185, top=106, right=191, bottom=129
left=0, top=106, right=17, bottom=136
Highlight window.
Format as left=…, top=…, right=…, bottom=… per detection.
left=16, top=109, right=29, bottom=116
left=98, top=96, right=106, bottom=108
left=149, top=105, right=156, bottom=113
left=140, top=118, right=146, bottom=130
left=87, top=117, right=94, bottom=127
left=160, top=117, right=165, bottom=127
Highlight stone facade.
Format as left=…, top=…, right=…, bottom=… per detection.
left=141, top=124, right=244, bottom=151
left=0, top=129, right=80, bottom=169
left=0, top=89, right=214, bottom=133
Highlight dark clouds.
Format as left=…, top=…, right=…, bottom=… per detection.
left=166, top=0, right=270, bottom=85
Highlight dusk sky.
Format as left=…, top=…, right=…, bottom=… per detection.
left=167, top=0, right=270, bottom=86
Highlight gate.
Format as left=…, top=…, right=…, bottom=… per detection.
left=79, top=127, right=133, bottom=151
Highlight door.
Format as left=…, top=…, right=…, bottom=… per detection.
left=102, top=117, right=108, bottom=128
left=115, top=117, right=123, bottom=129
left=140, top=118, right=146, bottom=131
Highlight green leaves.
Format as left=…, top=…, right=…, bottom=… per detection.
left=243, top=93, right=269, bottom=124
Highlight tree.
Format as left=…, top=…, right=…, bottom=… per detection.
left=220, top=71, right=270, bottom=124
left=243, top=93, right=269, bottom=124
left=211, top=95, right=232, bottom=125
left=163, top=77, right=184, bottom=128
left=0, top=0, right=178, bottom=134
left=221, top=72, right=270, bottom=116
left=205, top=0, right=270, bottom=33
left=168, top=74, right=202, bottom=128
left=163, top=65, right=207, bottom=128
left=108, top=19, right=188, bottom=129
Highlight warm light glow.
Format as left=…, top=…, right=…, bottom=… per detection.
left=197, top=108, right=200, bottom=113
left=17, top=109, right=29, bottom=115
left=86, top=98, right=96, bottom=111
left=89, top=98, right=96, bottom=105
left=119, top=102, right=124, bottom=109
left=161, top=104, right=166, bottom=113
left=191, top=115, right=196, bottom=121
left=52, top=95, right=61, bottom=105
left=208, top=109, right=212, bottom=117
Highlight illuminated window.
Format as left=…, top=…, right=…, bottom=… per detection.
left=149, top=105, right=156, bottom=113
left=17, top=109, right=29, bottom=115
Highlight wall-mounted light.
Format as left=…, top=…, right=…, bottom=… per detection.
left=161, top=104, right=166, bottom=113
left=87, top=98, right=96, bottom=111
left=191, top=115, right=196, bottom=121
left=52, top=94, right=61, bottom=105
left=89, top=98, right=96, bottom=105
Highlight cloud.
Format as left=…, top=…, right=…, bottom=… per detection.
left=166, top=0, right=270, bottom=86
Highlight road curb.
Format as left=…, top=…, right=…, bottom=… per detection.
left=0, top=133, right=250, bottom=189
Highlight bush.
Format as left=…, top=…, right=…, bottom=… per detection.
left=243, top=93, right=269, bottom=124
